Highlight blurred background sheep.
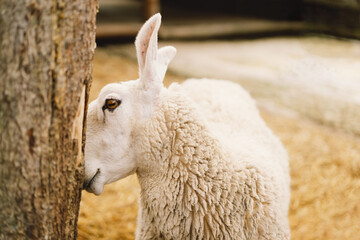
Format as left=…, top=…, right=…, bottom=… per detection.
left=77, top=0, right=360, bottom=239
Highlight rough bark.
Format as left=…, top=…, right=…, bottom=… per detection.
left=0, top=0, right=97, bottom=239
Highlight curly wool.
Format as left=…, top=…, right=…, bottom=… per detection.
left=134, top=79, right=290, bottom=240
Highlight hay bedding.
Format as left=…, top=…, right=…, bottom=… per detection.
left=77, top=49, right=360, bottom=240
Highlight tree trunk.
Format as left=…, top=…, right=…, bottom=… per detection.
left=0, top=0, right=97, bottom=239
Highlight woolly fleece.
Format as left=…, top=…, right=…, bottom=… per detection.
left=134, top=79, right=290, bottom=239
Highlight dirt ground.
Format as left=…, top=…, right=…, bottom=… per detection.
left=77, top=48, right=360, bottom=240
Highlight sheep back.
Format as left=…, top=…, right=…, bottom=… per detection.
left=135, top=79, right=290, bottom=240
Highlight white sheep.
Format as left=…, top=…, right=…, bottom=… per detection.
left=84, top=13, right=290, bottom=240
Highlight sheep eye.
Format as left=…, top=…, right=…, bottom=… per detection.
left=103, top=99, right=121, bottom=111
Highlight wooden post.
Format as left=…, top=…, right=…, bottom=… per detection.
left=0, top=0, right=97, bottom=239
left=144, top=0, right=160, bottom=20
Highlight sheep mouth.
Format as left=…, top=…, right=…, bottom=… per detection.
left=84, top=168, right=101, bottom=190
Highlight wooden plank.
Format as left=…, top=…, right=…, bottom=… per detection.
left=96, top=18, right=304, bottom=39
left=96, top=23, right=142, bottom=38
left=159, top=19, right=304, bottom=40
left=304, top=1, right=360, bottom=38
left=304, top=0, right=360, bottom=10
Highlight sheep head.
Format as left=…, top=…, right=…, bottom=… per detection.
left=83, top=13, right=176, bottom=195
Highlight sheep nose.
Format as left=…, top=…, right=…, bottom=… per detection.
left=83, top=168, right=101, bottom=190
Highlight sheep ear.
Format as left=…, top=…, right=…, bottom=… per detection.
left=135, top=13, right=161, bottom=90
left=156, top=46, right=177, bottom=81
